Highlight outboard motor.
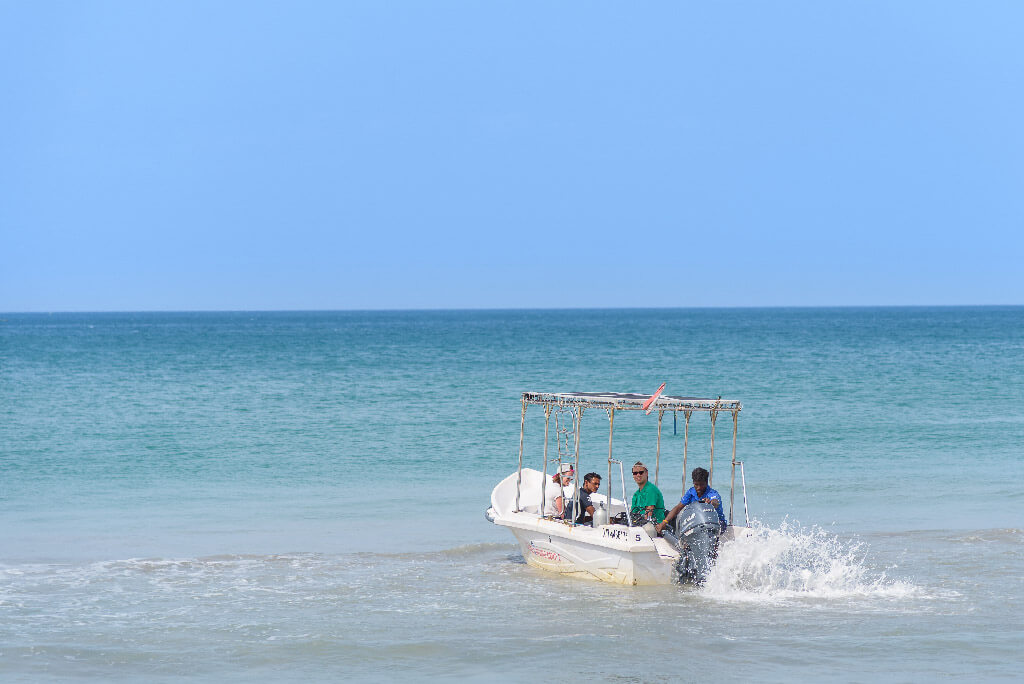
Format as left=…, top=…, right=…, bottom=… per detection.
left=667, top=502, right=722, bottom=586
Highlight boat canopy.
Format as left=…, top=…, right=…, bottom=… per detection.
left=523, top=391, right=740, bottom=413
left=514, top=389, right=748, bottom=528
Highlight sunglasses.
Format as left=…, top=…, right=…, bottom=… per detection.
left=632, top=471, right=646, bottom=476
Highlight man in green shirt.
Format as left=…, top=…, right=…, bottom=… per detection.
left=630, top=461, right=666, bottom=523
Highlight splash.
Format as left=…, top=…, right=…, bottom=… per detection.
left=700, top=519, right=920, bottom=602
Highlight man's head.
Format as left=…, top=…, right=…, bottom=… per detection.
left=691, top=467, right=709, bottom=495
left=583, top=472, right=601, bottom=492
left=632, top=462, right=649, bottom=485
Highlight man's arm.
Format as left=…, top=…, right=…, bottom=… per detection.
left=656, top=502, right=684, bottom=534
left=577, top=503, right=593, bottom=524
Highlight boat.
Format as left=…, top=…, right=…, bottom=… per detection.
left=486, top=390, right=751, bottom=586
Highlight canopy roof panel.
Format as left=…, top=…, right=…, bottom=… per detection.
left=522, top=391, right=741, bottom=412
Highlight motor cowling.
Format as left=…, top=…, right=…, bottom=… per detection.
left=669, top=502, right=722, bottom=586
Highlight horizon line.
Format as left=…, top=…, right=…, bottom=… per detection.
left=3, top=303, right=1022, bottom=316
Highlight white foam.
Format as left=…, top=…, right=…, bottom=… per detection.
left=700, top=519, right=922, bottom=603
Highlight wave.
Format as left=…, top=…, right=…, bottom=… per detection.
left=0, top=544, right=521, bottom=584
left=946, top=528, right=1023, bottom=544
left=346, top=542, right=517, bottom=561
left=701, top=519, right=924, bottom=602
left=867, top=528, right=1023, bottom=544
left=437, top=542, right=518, bottom=557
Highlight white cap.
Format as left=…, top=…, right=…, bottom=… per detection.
left=557, top=463, right=575, bottom=474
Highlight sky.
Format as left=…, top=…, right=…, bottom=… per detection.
left=2, top=1, right=1022, bottom=311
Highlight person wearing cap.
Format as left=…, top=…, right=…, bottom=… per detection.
left=657, top=467, right=727, bottom=535
left=630, top=462, right=666, bottom=523
left=543, top=464, right=576, bottom=517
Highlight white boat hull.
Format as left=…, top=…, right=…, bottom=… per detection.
left=498, top=512, right=678, bottom=585
left=488, top=469, right=748, bottom=585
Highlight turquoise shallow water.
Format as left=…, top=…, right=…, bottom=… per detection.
left=1, top=308, right=1022, bottom=681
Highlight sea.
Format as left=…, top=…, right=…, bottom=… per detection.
left=1, top=307, right=1022, bottom=682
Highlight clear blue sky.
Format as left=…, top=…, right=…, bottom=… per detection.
left=2, top=1, right=1022, bottom=311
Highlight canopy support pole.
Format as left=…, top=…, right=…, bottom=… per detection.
left=606, top=408, right=615, bottom=510
left=514, top=397, right=527, bottom=512
left=540, top=405, right=551, bottom=514
left=681, top=410, right=691, bottom=497
left=729, top=409, right=738, bottom=525
left=709, top=409, right=718, bottom=486
left=572, top=407, right=584, bottom=521
left=655, top=410, right=663, bottom=486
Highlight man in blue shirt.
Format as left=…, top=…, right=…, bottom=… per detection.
left=656, top=467, right=727, bottom=535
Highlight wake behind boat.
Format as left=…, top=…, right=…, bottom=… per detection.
left=486, top=390, right=752, bottom=586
